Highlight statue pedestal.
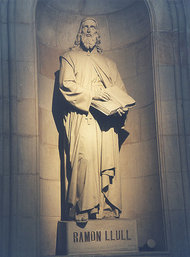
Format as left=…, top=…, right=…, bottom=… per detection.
left=56, top=219, right=138, bottom=255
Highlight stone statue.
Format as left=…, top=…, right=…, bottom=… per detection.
left=59, top=17, right=133, bottom=222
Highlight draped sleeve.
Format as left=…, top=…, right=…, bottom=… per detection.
left=59, top=52, right=92, bottom=113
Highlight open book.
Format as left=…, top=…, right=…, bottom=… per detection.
left=91, top=86, right=136, bottom=116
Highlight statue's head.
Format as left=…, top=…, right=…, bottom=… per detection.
left=73, top=17, right=102, bottom=53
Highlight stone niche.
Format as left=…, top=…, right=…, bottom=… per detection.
left=36, top=0, right=165, bottom=255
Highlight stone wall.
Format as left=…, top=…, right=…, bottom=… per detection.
left=0, top=1, right=10, bottom=256
left=36, top=0, right=165, bottom=254
left=1, top=0, right=190, bottom=257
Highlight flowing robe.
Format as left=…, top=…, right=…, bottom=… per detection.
left=59, top=48, right=127, bottom=215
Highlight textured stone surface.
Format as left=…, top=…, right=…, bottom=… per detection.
left=81, top=0, right=136, bottom=16
left=137, top=213, right=165, bottom=250
left=1, top=216, right=9, bottom=257
left=181, top=66, right=190, bottom=100
left=15, top=24, right=35, bottom=61
left=0, top=177, right=2, bottom=216
left=56, top=219, right=138, bottom=255
left=139, top=175, right=162, bottom=213
left=120, top=142, right=140, bottom=178
left=169, top=210, right=188, bottom=252
left=105, top=45, right=137, bottom=79
left=36, top=3, right=58, bottom=47
left=56, top=13, right=83, bottom=50
left=17, top=175, right=37, bottom=216
left=179, top=136, right=188, bottom=172
left=183, top=100, right=190, bottom=135
left=120, top=140, right=159, bottom=179
left=1, top=61, right=9, bottom=97
left=40, top=179, right=61, bottom=217
left=163, top=135, right=181, bottom=172
left=108, top=3, right=150, bottom=49
left=16, top=61, right=35, bottom=100
left=159, top=65, right=176, bottom=101
left=2, top=175, right=10, bottom=216
left=39, top=108, right=58, bottom=145
left=40, top=217, right=60, bottom=256
left=42, top=0, right=137, bottom=16
left=135, top=36, right=152, bottom=74
left=125, top=109, right=141, bottom=144
left=38, top=74, right=55, bottom=110
left=1, top=24, right=8, bottom=61
left=156, top=32, right=176, bottom=65
left=121, top=174, right=162, bottom=218
left=0, top=136, right=2, bottom=171
left=40, top=145, right=60, bottom=181
left=187, top=136, right=190, bottom=169
left=40, top=144, right=60, bottom=180
left=140, top=104, right=156, bottom=141
left=15, top=0, right=35, bottom=23
left=160, top=100, right=178, bottom=135
left=150, top=0, right=172, bottom=31
left=166, top=172, right=185, bottom=211
left=17, top=136, right=37, bottom=174
left=17, top=99, right=37, bottom=136
left=135, top=71, right=154, bottom=108
left=120, top=177, right=135, bottom=218
left=138, top=140, right=159, bottom=176
left=0, top=1, right=8, bottom=23
left=38, top=43, right=61, bottom=79
left=12, top=216, right=37, bottom=257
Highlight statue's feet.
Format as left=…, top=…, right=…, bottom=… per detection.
left=93, top=209, right=120, bottom=219
left=102, top=209, right=120, bottom=219
left=103, top=210, right=115, bottom=218
left=75, top=211, right=88, bottom=223
left=114, top=208, right=120, bottom=218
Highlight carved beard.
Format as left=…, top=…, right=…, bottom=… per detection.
left=81, top=33, right=97, bottom=50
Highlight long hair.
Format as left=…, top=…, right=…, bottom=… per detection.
left=72, top=17, right=103, bottom=53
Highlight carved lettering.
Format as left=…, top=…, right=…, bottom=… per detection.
left=96, top=231, right=101, bottom=241
left=73, top=232, right=78, bottom=243
left=73, top=229, right=132, bottom=243
left=121, top=230, right=126, bottom=240
left=79, top=232, right=83, bottom=242
left=116, top=230, right=120, bottom=240
left=105, top=231, right=109, bottom=241
left=91, top=231, right=95, bottom=241
left=126, top=230, right=131, bottom=240
left=84, top=232, right=90, bottom=242
left=110, top=230, right=115, bottom=240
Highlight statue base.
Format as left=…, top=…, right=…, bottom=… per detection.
left=56, top=218, right=138, bottom=255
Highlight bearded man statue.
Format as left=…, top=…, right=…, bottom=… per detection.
left=59, top=17, right=131, bottom=222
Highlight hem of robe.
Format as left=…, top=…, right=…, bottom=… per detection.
left=102, top=169, right=122, bottom=213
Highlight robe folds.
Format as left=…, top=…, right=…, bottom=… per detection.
left=59, top=48, right=128, bottom=215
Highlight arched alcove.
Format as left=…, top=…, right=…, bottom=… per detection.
left=36, top=0, right=165, bottom=254
left=2, top=0, right=190, bottom=256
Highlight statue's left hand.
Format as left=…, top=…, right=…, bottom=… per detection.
left=117, top=108, right=126, bottom=116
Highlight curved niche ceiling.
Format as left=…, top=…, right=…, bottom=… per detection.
left=40, top=0, right=138, bottom=15
left=36, top=0, right=150, bottom=51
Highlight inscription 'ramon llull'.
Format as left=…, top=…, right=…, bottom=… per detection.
left=73, top=230, right=132, bottom=243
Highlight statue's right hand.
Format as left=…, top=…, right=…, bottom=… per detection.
left=92, top=89, right=110, bottom=101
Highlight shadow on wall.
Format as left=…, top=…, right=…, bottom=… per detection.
left=52, top=69, right=71, bottom=221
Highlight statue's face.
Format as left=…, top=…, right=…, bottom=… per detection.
left=81, top=20, right=97, bottom=36
left=80, top=19, right=98, bottom=50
